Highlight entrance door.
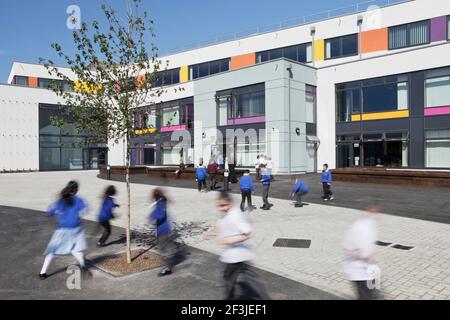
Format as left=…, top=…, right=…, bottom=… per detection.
left=143, top=148, right=155, bottom=165
left=336, top=143, right=361, bottom=168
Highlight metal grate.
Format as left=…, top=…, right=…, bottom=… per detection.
left=273, top=238, right=311, bottom=248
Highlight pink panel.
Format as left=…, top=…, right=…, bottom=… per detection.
left=425, top=106, right=450, bottom=116
left=160, top=124, right=187, bottom=132
left=227, top=116, right=266, bottom=125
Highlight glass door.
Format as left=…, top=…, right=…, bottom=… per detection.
left=336, top=142, right=361, bottom=168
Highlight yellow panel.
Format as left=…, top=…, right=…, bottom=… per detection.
left=361, top=110, right=409, bottom=121
left=352, top=114, right=361, bottom=121
left=180, top=66, right=189, bottom=83
left=314, top=39, right=325, bottom=61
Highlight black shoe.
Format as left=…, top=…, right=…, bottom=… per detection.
left=158, top=267, right=172, bottom=277
left=39, top=273, right=48, bottom=280
left=295, top=204, right=303, bottom=208
left=268, top=203, right=274, bottom=208
left=260, top=206, right=270, bottom=210
left=97, top=241, right=105, bottom=247
left=81, top=266, right=93, bottom=278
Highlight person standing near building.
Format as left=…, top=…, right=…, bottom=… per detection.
left=343, top=206, right=380, bottom=300
left=254, top=155, right=261, bottom=180
left=289, top=178, right=309, bottom=208
left=266, top=157, right=274, bottom=181
left=195, top=163, right=208, bottom=192
left=97, top=185, right=120, bottom=247
left=149, top=188, right=186, bottom=276
left=204, top=191, right=270, bottom=300
left=217, top=153, right=225, bottom=170
left=260, top=164, right=272, bottom=210
left=239, top=170, right=255, bottom=212
left=207, top=158, right=219, bottom=191
left=39, top=180, right=90, bottom=279
left=321, top=163, right=334, bottom=201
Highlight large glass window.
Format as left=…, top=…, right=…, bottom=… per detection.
left=325, top=34, right=358, bottom=59
left=162, top=107, right=180, bottom=127
left=256, top=43, right=312, bottom=64
left=155, top=68, right=180, bottom=86
left=362, top=132, right=409, bottom=168
left=426, top=130, right=450, bottom=168
left=425, top=75, right=450, bottom=108
left=362, top=82, right=408, bottom=113
left=336, top=88, right=361, bottom=122
left=216, top=83, right=265, bottom=124
left=305, top=85, right=317, bottom=123
left=14, top=76, right=28, bottom=86
left=448, top=16, right=450, bottom=41
left=189, top=59, right=230, bottom=80
left=389, top=20, right=430, bottom=50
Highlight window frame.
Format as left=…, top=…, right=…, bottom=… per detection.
left=424, top=73, right=450, bottom=109
left=388, top=19, right=431, bottom=50
left=325, top=34, right=359, bottom=60
left=188, top=58, right=230, bottom=80
left=256, top=43, right=312, bottom=64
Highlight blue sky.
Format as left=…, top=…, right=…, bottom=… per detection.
left=0, top=0, right=365, bottom=82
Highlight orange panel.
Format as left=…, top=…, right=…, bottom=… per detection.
left=231, top=53, right=256, bottom=70
left=28, top=77, right=38, bottom=88
left=361, top=28, right=388, bottom=53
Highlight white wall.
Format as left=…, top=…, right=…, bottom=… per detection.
left=316, top=42, right=450, bottom=169
left=0, top=85, right=63, bottom=171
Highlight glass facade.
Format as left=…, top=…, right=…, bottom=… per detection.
left=325, top=34, right=358, bottom=59
left=256, top=43, right=312, bottom=64
left=389, top=20, right=430, bottom=50
left=425, top=68, right=450, bottom=108
left=14, top=76, right=28, bottom=86
left=305, top=85, right=317, bottom=123
left=216, top=83, right=265, bottom=125
left=189, top=59, right=230, bottom=80
left=155, top=68, right=180, bottom=86
left=39, top=104, right=107, bottom=171
left=426, top=130, right=450, bottom=168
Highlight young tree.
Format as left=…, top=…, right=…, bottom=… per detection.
left=40, top=0, right=174, bottom=263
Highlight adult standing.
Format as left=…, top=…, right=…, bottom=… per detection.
left=254, top=155, right=261, bottom=180
left=266, top=157, right=274, bottom=181
left=260, top=164, right=272, bottom=210
left=207, top=158, right=219, bottom=190
left=217, top=153, right=225, bottom=170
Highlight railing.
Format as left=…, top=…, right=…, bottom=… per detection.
left=159, top=0, right=412, bottom=57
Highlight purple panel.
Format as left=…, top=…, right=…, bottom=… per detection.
left=431, top=16, right=447, bottom=42
left=227, top=116, right=266, bottom=125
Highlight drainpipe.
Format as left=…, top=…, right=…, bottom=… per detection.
left=287, top=64, right=293, bottom=175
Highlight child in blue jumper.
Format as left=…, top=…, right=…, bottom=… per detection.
left=260, top=164, right=272, bottom=210
left=39, top=180, right=89, bottom=279
left=290, top=178, right=309, bottom=207
left=321, top=164, right=334, bottom=201
left=239, top=170, right=255, bottom=212
left=195, top=163, right=208, bottom=192
left=97, top=185, right=119, bottom=247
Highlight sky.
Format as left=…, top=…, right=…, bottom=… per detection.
left=0, top=0, right=373, bottom=82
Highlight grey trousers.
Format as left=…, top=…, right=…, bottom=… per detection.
left=262, top=185, right=270, bottom=207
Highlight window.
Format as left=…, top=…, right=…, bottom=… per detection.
left=189, top=59, right=230, bottom=80
left=425, top=75, right=450, bottom=108
left=362, top=132, right=409, bottom=168
left=363, top=82, right=408, bottom=113
left=426, top=130, right=450, bottom=168
left=389, top=20, right=430, bottom=50
left=256, top=43, right=312, bottom=64
left=14, top=76, right=28, bottom=86
left=155, top=68, right=180, bottom=86
left=305, top=85, right=317, bottom=123
left=325, top=34, right=358, bottom=59
left=216, top=83, right=265, bottom=124
left=336, top=88, right=361, bottom=122
left=448, top=16, right=450, bottom=40
left=162, top=106, right=180, bottom=127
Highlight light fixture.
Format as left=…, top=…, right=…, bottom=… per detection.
left=357, top=15, right=364, bottom=26
left=310, top=26, right=316, bottom=36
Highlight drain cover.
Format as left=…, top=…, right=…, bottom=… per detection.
left=273, top=238, right=311, bottom=248
left=391, top=244, right=414, bottom=250
left=376, top=241, right=393, bottom=247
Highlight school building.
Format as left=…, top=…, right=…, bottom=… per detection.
left=1, top=0, right=449, bottom=173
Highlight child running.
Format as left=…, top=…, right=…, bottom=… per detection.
left=239, top=170, right=255, bottom=212
left=97, top=185, right=119, bottom=247
left=39, top=180, right=90, bottom=279
left=289, top=178, right=309, bottom=208
left=195, top=163, right=208, bottom=192
left=321, top=163, right=334, bottom=201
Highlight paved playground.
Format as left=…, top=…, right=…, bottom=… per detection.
left=0, top=170, right=449, bottom=300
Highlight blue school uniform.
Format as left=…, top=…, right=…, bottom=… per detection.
left=195, top=167, right=208, bottom=181
left=321, top=170, right=332, bottom=184
left=98, top=196, right=117, bottom=222
left=292, top=181, right=309, bottom=193
left=44, top=196, right=88, bottom=256
left=240, top=175, right=255, bottom=191
left=261, top=171, right=271, bottom=185
left=150, top=199, right=171, bottom=237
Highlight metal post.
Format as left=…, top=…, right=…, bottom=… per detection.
left=107, top=165, right=111, bottom=180
left=224, top=170, right=229, bottom=192
left=287, top=65, right=292, bottom=175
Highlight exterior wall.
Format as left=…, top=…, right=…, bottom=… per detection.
left=0, top=85, right=63, bottom=171
left=193, top=59, right=316, bottom=173
left=316, top=42, right=450, bottom=169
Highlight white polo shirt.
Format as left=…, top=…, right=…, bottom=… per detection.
left=217, top=207, right=255, bottom=264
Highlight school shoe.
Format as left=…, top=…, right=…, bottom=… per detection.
left=330, top=196, right=335, bottom=201
left=39, top=273, right=48, bottom=280
left=158, top=267, right=172, bottom=277
left=324, top=198, right=329, bottom=201
left=260, top=206, right=270, bottom=210
left=96, top=241, right=105, bottom=247
left=81, top=266, right=93, bottom=278
left=295, top=204, right=303, bottom=208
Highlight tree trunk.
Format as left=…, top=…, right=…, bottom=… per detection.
left=126, top=136, right=132, bottom=264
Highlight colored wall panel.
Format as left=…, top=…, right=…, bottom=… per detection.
left=314, top=39, right=325, bottom=61
left=360, top=110, right=409, bottom=121
left=180, top=66, right=189, bottom=82
left=231, top=53, right=256, bottom=70
left=352, top=114, right=361, bottom=121
left=425, top=106, right=450, bottom=116
left=160, top=124, right=187, bottom=132
left=28, top=77, right=38, bottom=88
left=136, top=74, right=145, bottom=88
left=227, top=116, right=265, bottom=125
left=361, top=28, right=388, bottom=53
left=431, top=16, right=447, bottom=42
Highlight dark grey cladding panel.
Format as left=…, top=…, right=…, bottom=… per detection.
left=306, top=123, right=317, bottom=135
left=425, top=115, right=450, bottom=129
left=336, top=121, right=361, bottom=134
left=409, top=71, right=425, bottom=117
left=361, top=118, right=410, bottom=132
left=409, top=117, right=425, bottom=168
